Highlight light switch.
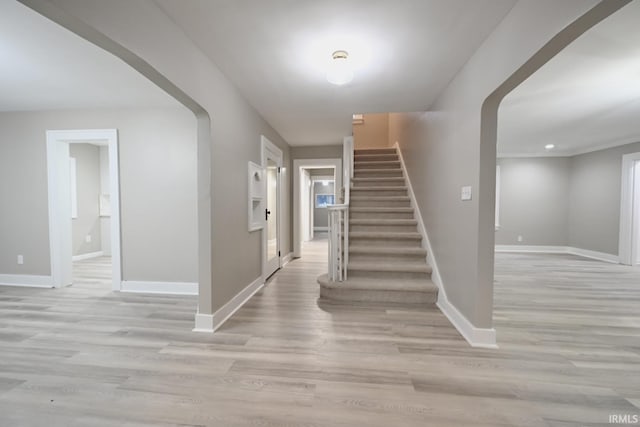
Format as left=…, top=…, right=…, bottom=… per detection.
left=461, top=186, right=472, bottom=201
left=85, top=235, right=92, bottom=243
left=17, top=255, right=24, bottom=265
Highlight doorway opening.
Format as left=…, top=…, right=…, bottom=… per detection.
left=292, top=159, right=342, bottom=258
left=620, top=153, right=640, bottom=266
left=262, top=136, right=283, bottom=281
left=46, top=129, right=121, bottom=291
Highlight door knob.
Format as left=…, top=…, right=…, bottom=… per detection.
left=265, top=209, right=271, bottom=220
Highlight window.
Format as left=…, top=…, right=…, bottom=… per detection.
left=315, top=194, right=335, bottom=208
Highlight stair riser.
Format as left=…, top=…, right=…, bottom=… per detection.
left=349, top=253, right=427, bottom=263
left=320, top=287, right=437, bottom=304
left=347, top=269, right=430, bottom=280
left=355, top=162, right=401, bottom=170
left=349, top=237, right=422, bottom=247
left=351, top=189, right=408, bottom=197
left=350, top=211, right=414, bottom=220
left=350, top=199, right=411, bottom=208
left=354, top=170, right=403, bottom=178
left=352, top=180, right=405, bottom=188
left=354, top=155, right=399, bottom=163
left=350, top=224, right=418, bottom=233
left=355, top=149, right=397, bottom=155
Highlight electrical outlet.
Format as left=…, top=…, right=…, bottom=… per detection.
left=17, top=255, right=24, bottom=265
left=85, top=235, right=92, bottom=243
left=517, top=235, right=523, bottom=242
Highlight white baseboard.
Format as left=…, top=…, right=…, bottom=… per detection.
left=72, top=251, right=104, bottom=262
left=313, top=227, right=328, bottom=232
left=120, top=280, right=198, bottom=295
left=193, top=276, right=264, bottom=333
left=495, top=245, right=619, bottom=264
left=569, top=247, right=619, bottom=264
left=395, top=143, right=497, bottom=348
left=437, top=296, right=497, bottom=348
left=0, top=274, right=54, bottom=288
left=282, top=252, right=294, bottom=266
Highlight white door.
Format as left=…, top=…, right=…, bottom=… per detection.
left=262, top=137, right=282, bottom=279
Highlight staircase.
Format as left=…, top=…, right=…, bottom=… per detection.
left=318, top=147, right=438, bottom=304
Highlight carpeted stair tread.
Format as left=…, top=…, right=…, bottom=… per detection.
left=318, top=274, right=437, bottom=293
left=354, top=160, right=401, bottom=166
left=355, top=148, right=397, bottom=155
left=352, top=177, right=405, bottom=183
left=350, top=219, right=418, bottom=226
left=351, top=186, right=407, bottom=191
left=348, top=261, right=432, bottom=274
left=350, top=196, right=410, bottom=201
left=350, top=207, right=413, bottom=213
left=349, top=231, right=422, bottom=239
left=349, top=246, right=427, bottom=256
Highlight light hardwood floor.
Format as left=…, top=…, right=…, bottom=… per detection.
left=0, top=247, right=638, bottom=426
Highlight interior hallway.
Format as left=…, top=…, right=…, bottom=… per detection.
left=0, top=244, right=638, bottom=425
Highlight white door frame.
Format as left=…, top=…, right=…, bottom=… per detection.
left=293, top=159, right=342, bottom=258
left=619, top=152, right=640, bottom=265
left=261, top=135, right=283, bottom=281
left=46, top=129, right=122, bottom=290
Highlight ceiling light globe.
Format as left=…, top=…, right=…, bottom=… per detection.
left=326, top=50, right=353, bottom=85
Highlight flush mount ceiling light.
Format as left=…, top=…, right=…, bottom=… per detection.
left=326, top=50, right=354, bottom=85
left=545, top=144, right=555, bottom=150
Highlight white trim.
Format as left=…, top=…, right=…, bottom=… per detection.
left=282, top=252, right=294, bottom=266
left=72, top=251, right=104, bottom=262
left=620, top=153, right=640, bottom=265
left=495, top=245, right=568, bottom=254
left=495, top=165, right=501, bottom=230
left=261, top=135, right=283, bottom=281
left=570, top=247, right=619, bottom=264
left=395, top=142, right=497, bottom=348
left=46, top=129, right=122, bottom=291
left=0, top=274, right=54, bottom=288
left=495, top=245, right=620, bottom=264
left=292, top=158, right=342, bottom=257
left=313, top=227, right=329, bottom=232
left=120, top=280, right=198, bottom=295
left=193, top=276, right=264, bottom=333
left=437, top=297, right=497, bottom=349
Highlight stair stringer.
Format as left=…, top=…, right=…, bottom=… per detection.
left=393, top=142, right=497, bottom=349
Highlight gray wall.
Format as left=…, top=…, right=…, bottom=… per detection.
left=310, top=168, right=335, bottom=177
left=391, top=1, right=606, bottom=329
left=290, top=145, right=342, bottom=160
left=0, top=107, right=198, bottom=284
left=496, top=141, right=640, bottom=256
left=70, top=143, right=102, bottom=256
left=28, top=0, right=604, bottom=326
left=569, top=142, right=640, bottom=255
left=496, top=157, right=571, bottom=246
left=313, top=181, right=334, bottom=229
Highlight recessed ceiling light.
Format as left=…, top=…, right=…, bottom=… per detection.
left=326, top=50, right=353, bottom=85
left=545, top=144, right=555, bottom=150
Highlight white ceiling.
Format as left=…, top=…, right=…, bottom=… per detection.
left=498, top=1, right=640, bottom=157
left=156, top=0, right=517, bottom=145
left=0, top=1, right=179, bottom=112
